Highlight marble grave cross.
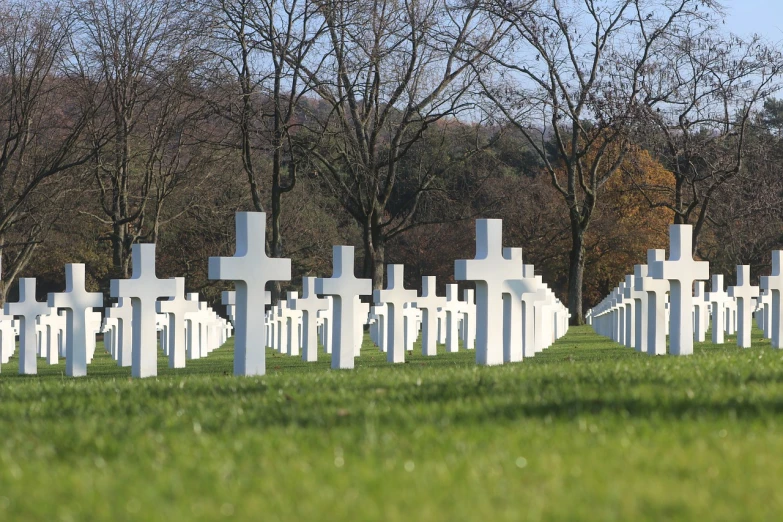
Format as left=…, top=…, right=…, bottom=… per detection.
left=415, top=276, right=445, bottom=356
left=156, top=277, right=199, bottom=368
left=111, top=244, right=176, bottom=378
left=649, top=225, right=708, bottom=356
left=706, top=274, right=730, bottom=345
left=639, top=249, right=670, bottom=356
left=290, top=277, right=329, bottom=362
left=455, top=219, right=518, bottom=365
left=48, top=264, right=103, bottom=377
left=315, top=246, right=372, bottom=370
left=374, top=264, right=417, bottom=364
left=5, top=278, right=50, bottom=375
left=209, top=212, right=291, bottom=376
left=728, top=265, right=759, bottom=349
left=106, top=298, right=133, bottom=366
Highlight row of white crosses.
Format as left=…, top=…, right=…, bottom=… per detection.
left=588, top=224, right=780, bottom=353
left=209, top=213, right=569, bottom=377
left=456, top=219, right=569, bottom=364
left=363, top=220, right=568, bottom=364
left=1, top=243, right=232, bottom=377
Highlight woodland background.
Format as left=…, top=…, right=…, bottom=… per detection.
left=2, top=0, right=783, bottom=325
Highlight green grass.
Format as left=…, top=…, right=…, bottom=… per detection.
left=1, top=326, right=783, bottom=521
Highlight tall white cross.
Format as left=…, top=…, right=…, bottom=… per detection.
left=640, top=249, right=670, bottom=356
left=5, top=278, right=50, bottom=375
left=415, top=276, right=445, bottom=356
left=290, top=277, right=328, bottom=362
left=374, top=264, right=417, bottom=364
left=315, top=246, right=371, bottom=370
left=706, top=274, right=730, bottom=345
left=762, top=251, right=783, bottom=348
left=728, top=265, right=759, bottom=349
left=455, top=219, right=517, bottom=365
left=209, top=212, right=291, bottom=376
left=48, top=264, right=103, bottom=377
left=649, top=225, right=709, bottom=356
left=111, top=244, right=176, bottom=378
left=157, top=278, right=199, bottom=368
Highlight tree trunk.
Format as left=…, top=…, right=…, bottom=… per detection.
left=270, top=185, right=283, bottom=305
left=362, top=215, right=386, bottom=290
left=567, top=224, right=586, bottom=326
left=113, top=221, right=126, bottom=277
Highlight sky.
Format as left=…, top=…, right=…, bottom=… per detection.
left=723, top=1, right=783, bottom=42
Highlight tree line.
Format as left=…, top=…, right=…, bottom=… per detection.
left=2, top=0, right=783, bottom=325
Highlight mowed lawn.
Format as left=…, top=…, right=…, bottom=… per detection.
left=1, top=326, right=783, bottom=521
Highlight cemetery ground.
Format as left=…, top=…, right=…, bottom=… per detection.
left=1, top=328, right=783, bottom=521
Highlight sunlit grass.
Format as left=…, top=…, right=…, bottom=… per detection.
left=0, top=325, right=781, bottom=521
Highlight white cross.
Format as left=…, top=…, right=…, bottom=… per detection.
left=442, top=284, right=462, bottom=353
left=649, top=225, right=709, bottom=356
left=315, top=246, right=371, bottom=369
left=501, top=247, right=525, bottom=363
left=318, top=297, right=333, bottom=354
left=640, top=250, right=669, bottom=355
left=102, top=315, right=118, bottom=358
left=615, top=283, right=627, bottom=345
left=374, top=264, right=417, bottom=364
left=455, top=219, right=517, bottom=365
left=110, top=244, right=176, bottom=378
left=762, top=251, right=783, bottom=348
left=415, top=276, right=445, bottom=356
left=403, top=302, right=420, bottom=352
left=706, top=274, right=730, bottom=345
left=209, top=212, right=291, bottom=376
left=729, top=265, right=759, bottom=348
left=290, top=277, right=328, bottom=362
left=372, top=303, right=387, bottom=353
left=693, top=281, right=709, bottom=343
left=519, top=265, right=539, bottom=358
left=106, top=299, right=133, bottom=366
left=48, top=264, right=103, bottom=377
left=758, top=289, right=772, bottom=340
left=156, top=278, right=199, bottom=368
left=279, top=296, right=302, bottom=356
left=37, top=310, right=63, bottom=365
left=623, top=275, right=636, bottom=349
left=461, top=288, right=476, bottom=350
left=5, top=278, right=50, bottom=375
left=185, top=293, right=204, bottom=359
left=629, top=265, right=648, bottom=353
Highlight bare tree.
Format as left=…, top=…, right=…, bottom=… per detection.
left=476, top=0, right=714, bottom=324
left=633, top=29, right=782, bottom=253
left=196, top=0, right=325, bottom=302
left=295, top=0, right=503, bottom=288
left=71, top=0, right=205, bottom=277
left=0, top=1, right=99, bottom=302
